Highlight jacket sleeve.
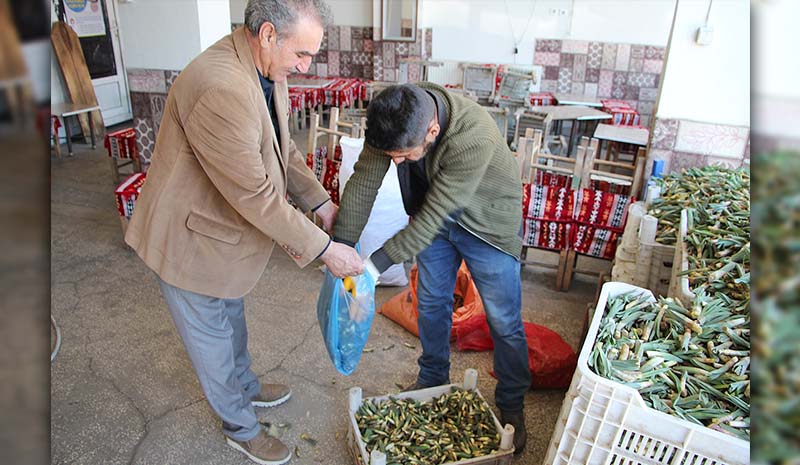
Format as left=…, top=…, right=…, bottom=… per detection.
left=378, top=137, right=494, bottom=264
left=333, top=144, right=390, bottom=244
left=285, top=135, right=331, bottom=212
left=184, top=87, right=330, bottom=267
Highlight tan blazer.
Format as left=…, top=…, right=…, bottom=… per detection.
left=125, top=27, right=330, bottom=299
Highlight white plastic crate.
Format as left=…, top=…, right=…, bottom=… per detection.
left=614, top=202, right=677, bottom=296
left=638, top=239, right=675, bottom=297
left=543, top=282, right=749, bottom=465
left=347, top=369, right=515, bottom=465
left=668, top=209, right=695, bottom=305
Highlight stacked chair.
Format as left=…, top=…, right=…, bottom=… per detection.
left=517, top=131, right=645, bottom=291
left=517, top=128, right=583, bottom=290
left=305, top=107, right=365, bottom=206
left=512, top=109, right=567, bottom=155
left=558, top=138, right=645, bottom=289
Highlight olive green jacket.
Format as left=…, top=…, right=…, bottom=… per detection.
left=334, top=82, right=522, bottom=266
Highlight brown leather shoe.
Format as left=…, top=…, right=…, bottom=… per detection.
left=251, top=383, right=292, bottom=408
left=226, top=430, right=291, bottom=465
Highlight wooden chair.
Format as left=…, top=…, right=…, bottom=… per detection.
left=364, top=81, right=395, bottom=103
left=512, top=109, right=566, bottom=155
left=493, top=68, right=535, bottom=105
left=579, top=138, right=646, bottom=199
left=305, top=107, right=365, bottom=225
left=557, top=139, right=645, bottom=290
left=481, top=106, right=510, bottom=143
left=340, top=107, right=368, bottom=129
left=307, top=107, right=364, bottom=158
left=461, top=64, right=497, bottom=104
left=516, top=128, right=586, bottom=187
left=528, top=136, right=586, bottom=189
left=0, top=0, right=34, bottom=127
left=517, top=129, right=585, bottom=290
left=515, top=128, right=541, bottom=183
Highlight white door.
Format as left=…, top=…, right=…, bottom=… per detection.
left=95, top=0, right=131, bottom=125
left=92, top=0, right=131, bottom=126
left=64, top=0, right=132, bottom=126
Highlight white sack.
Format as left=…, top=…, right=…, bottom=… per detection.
left=338, top=136, right=409, bottom=286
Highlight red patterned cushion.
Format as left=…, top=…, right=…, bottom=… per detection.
left=570, top=224, right=623, bottom=259
left=114, top=172, right=146, bottom=218
left=532, top=171, right=572, bottom=188
left=569, top=188, right=632, bottom=259
left=572, top=188, right=631, bottom=230
left=527, top=92, right=555, bottom=107
left=522, top=184, right=573, bottom=221
left=523, top=218, right=571, bottom=250
left=104, top=128, right=138, bottom=160
left=306, top=145, right=342, bottom=205
left=600, top=99, right=632, bottom=109
left=603, top=107, right=641, bottom=126
left=589, top=179, right=632, bottom=196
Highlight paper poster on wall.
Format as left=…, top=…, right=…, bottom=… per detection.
left=64, top=0, right=106, bottom=38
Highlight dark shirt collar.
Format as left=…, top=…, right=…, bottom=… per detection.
left=424, top=89, right=449, bottom=152
left=257, top=71, right=274, bottom=99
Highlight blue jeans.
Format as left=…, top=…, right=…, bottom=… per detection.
left=415, top=222, right=531, bottom=412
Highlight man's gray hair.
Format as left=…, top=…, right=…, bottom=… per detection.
left=244, top=0, right=332, bottom=38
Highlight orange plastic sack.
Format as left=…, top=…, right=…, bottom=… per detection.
left=378, top=262, right=484, bottom=338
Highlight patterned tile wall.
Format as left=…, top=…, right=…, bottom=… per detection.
left=127, top=68, right=176, bottom=165
left=648, top=117, right=750, bottom=175
left=305, top=26, right=432, bottom=81
left=534, top=39, right=665, bottom=126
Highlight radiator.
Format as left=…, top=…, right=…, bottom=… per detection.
left=425, top=60, right=463, bottom=86
left=425, top=61, right=543, bottom=91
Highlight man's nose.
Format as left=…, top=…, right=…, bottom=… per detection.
left=296, top=57, right=312, bottom=73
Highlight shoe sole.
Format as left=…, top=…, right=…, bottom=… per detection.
left=226, top=437, right=292, bottom=465
left=251, top=390, right=292, bottom=408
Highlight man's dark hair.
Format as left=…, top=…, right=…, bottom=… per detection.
left=365, top=84, right=435, bottom=151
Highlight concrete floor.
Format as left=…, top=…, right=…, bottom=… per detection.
left=50, top=127, right=606, bottom=465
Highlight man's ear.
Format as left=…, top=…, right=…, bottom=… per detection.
left=258, top=22, right=277, bottom=46
left=428, top=122, right=440, bottom=140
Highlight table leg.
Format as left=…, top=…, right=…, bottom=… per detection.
left=109, top=156, right=120, bottom=184
left=568, top=120, right=579, bottom=157
left=64, top=116, right=74, bottom=156
left=52, top=133, right=62, bottom=158
left=51, top=116, right=62, bottom=159
left=88, top=110, right=96, bottom=149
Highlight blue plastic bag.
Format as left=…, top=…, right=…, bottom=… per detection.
left=317, top=260, right=376, bottom=375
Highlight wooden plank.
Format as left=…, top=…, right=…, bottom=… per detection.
left=0, top=0, right=28, bottom=80
left=51, top=21, right=105, bottom=143
left=593, top=123, right=649, bottom=146
left=561, top=250, right=577, bottom=291
left=0, top=0, right=34, bottom=123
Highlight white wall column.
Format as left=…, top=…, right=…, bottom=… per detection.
left=656, top=0, right=749, bottom=127
left=116, top=0, right=230, bottom=71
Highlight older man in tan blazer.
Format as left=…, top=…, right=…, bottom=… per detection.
left=124, top=1, right=360, bottom=463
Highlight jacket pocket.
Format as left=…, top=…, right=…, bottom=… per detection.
left=186, top=211, right=243, bottom=245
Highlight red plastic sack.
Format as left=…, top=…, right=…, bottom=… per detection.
left=378, top=262, right=484, bottom=338
left=453, top=313, right=577, bottom=390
